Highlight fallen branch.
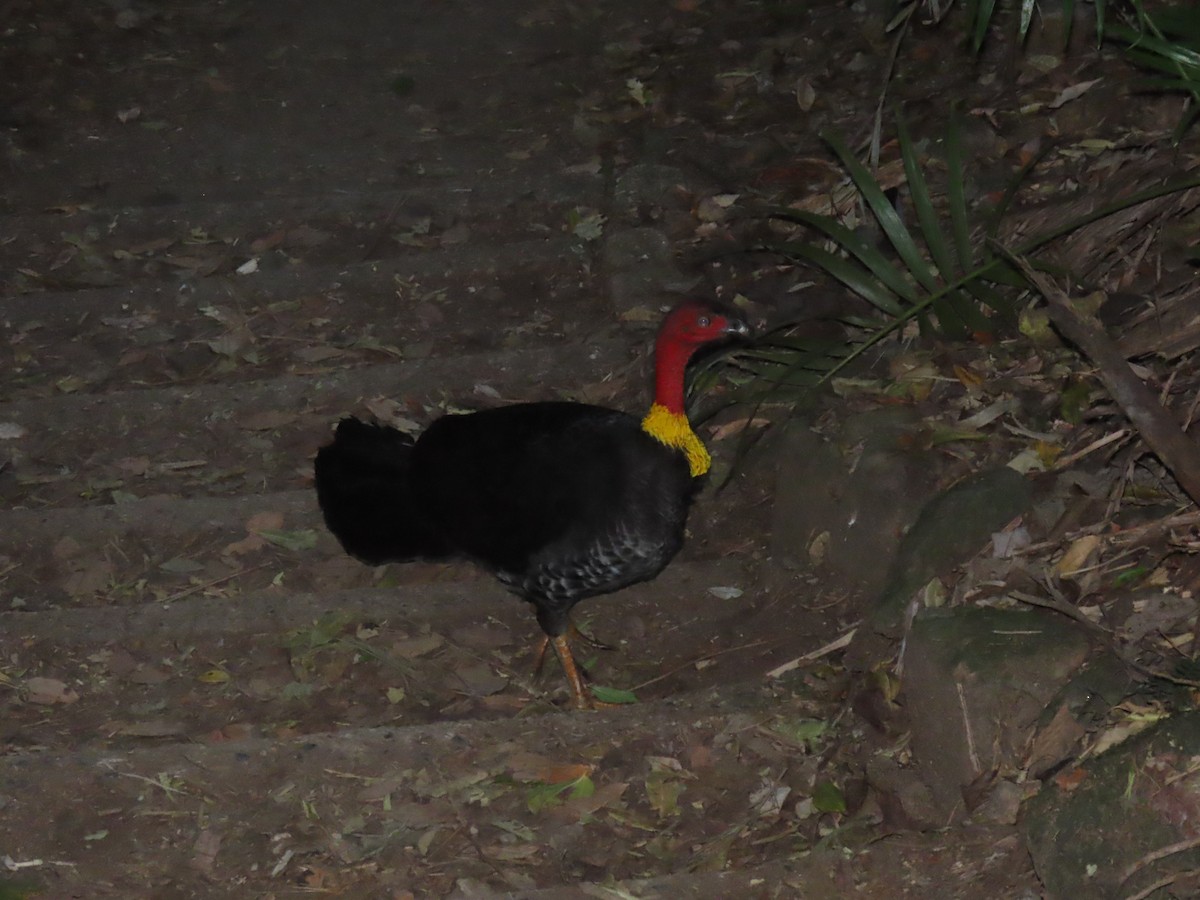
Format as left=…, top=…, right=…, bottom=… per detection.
left=997, top=246, right=1200, bottom=505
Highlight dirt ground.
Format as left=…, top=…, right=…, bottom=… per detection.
left=1, top=0, right=1197, bottom=897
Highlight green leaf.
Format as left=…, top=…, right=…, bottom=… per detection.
left=526, top=774, right=594, bottom=813
left=257, top=529, right=318, bottom=552
left=812, top=780, right=846, bottom=814
left=590, top=684, right=638, bottom=705
left=771, top=717, right=828, bottom=748
left=646, top=771, right=684, bottom=817
left=897, top=113, right=954, bottom=282
left=568, top=774, right=596, bottom=801
left=280, top=681, right=315, bottom=701
left=971, top=0, right=998, bottom=51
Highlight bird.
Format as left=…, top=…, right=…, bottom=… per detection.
left=313, top=299, right=749, bottom=708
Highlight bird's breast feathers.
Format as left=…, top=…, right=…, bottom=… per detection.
left=503, top=519, right=680, bottom=604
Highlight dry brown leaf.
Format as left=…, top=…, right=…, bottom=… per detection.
left=62, top=559, right=116, bottom=597
left=507, top=751, right=594, bottom=784
left=25, top=676, right=80, bottom=705
left=707, top=416, right=771, bottom=441
left=115, top=456, right=152, bottom=475
left=553, top=780, right=628, bottom=823
left=1026, top=704, right=1086, bottom=777
left=248, top=511, right=286, bottom=533
left=190, top=829, right=222, bottom=875
left=224, top=510, right=286, bottom=555
left=117, top=719, right=188, bottom=738
left=1056, top=534, right=1102, bottom=578
left=392, top=634, right=445, bottom=659
left=250, top=230, right=287, bottom=254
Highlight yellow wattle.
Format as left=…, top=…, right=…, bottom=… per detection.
left=641, top=403, right=711, bottom=477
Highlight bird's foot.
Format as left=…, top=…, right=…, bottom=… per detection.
left=531, top=633, right=620, bottom=710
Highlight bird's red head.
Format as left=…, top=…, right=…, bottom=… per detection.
left=653, top=299, right=749, bottom=415
left=657, top=299, right=750, bottom=350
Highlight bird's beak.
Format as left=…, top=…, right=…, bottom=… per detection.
left=724, top=317, right=751, bottom=338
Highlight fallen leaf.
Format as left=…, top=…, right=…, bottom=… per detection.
left=589, top=684, right=637, bottom=705
left=392, top=633, right=445, bottom=659
left=508, top=751, right=594, bottom=784
left=1049, top=78, right=1101, bottom=109
left=25, top=676, right=80, bottom=705
left=1056, top=535, right=1102, bottom=578
left=811, top=780, right=846, bottom=813
left=248, top=511, right=286, bottom=532
left=645, top=771, right=683, bottom=817
left=1027, top=704, right=1086, bottom=777
left=190, top=829, right=222, bottom=875
left=1053, top=766, right=1088, bottom=792
left=707, top=585, right=743, bottom=600
left=452, top=664, right=508, bottom=697
left=117, top=719, right=188, bottom=738
left=256, top=528, right=318, bottom=552
left=749, top=778, right=791, bottom=817
left=250, top=230, right=287, bottom=254
left=526, top=774, right=594, bottom=813
left=707, top=416, right=771, bottom=441
left=626, top=77, right=649, bottom=106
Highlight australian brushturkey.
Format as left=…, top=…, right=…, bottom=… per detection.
left=314, top=299, right=749, bottom=708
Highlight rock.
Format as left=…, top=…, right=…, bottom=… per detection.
left=1024, top=711, right=1200, bottom=900
left=870, top=465, right=1033, bottom=632
left=769, top=409, right=942, bottom=597
left=902, top=607, right=1090, bottom=821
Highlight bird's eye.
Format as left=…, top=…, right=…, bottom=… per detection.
left=698, top=315, right=710, bottom=327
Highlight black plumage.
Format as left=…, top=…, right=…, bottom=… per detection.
left=314, top=300, right=748, bottom=708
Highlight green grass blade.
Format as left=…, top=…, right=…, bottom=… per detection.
left=770, top=208, right=920, bottom=303
left=944, top=114, right=975, bottom=271
left=897, top=114, right=956, bottom=281
left=820, top=132, right=943, bottom=296
left=972, top=0, right=998, bottom=51
left=895, top=114, right=972, bottom=338
left=1019, top=0, right=1038, bottom=43
left=771, top=240, right=907, bottom=316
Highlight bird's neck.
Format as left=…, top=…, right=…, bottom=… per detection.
left=642, top=338, right=711, bottom=477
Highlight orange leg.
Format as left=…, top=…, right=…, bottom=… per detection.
left=551, top=634, right=591, bottom=710
left=531, top=629, right=613, bottom=709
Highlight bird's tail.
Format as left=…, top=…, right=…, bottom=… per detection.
left=314, top=417, right=450, bottom=564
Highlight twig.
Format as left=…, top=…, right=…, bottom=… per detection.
left=765, top=628, right=857, bottom=679
left=1122, top=835, right=1200, bottom=884
left=158, top=562, right=272, bottom=604
left=957, top=681, right=980, bottom=774
left=1125, top=869, right=1200, bottom=900
left=1053, top=428, right=1131, bottom=470
left=1009, top=590, right=1111, bottom=635
left=630, top=639, right=772, bottom=693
